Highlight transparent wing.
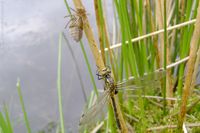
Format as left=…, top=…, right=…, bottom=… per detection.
left=116, top=69, right=166, bottom=91
left=79, top=90, right=110, bottom=131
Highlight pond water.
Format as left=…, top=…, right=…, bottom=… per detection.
left=0, top=0, right=114, bottom=132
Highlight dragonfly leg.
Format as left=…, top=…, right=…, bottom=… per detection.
left=64, top=15, right=77, bottom=28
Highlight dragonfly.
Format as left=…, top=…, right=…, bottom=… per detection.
left=79, top=68, right=166, bottom=131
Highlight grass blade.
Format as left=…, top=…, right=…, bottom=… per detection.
left=57, top=33, right=65, bottom=133
left=16, top=79, right=32, bottom=133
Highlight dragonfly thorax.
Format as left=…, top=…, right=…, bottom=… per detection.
left=104, top=76, right=117, bottom=96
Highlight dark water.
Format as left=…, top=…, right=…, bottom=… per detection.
left=0, top=0, right=114, bottom=132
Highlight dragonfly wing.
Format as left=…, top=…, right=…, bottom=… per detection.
left=116, top=70, right=166, bottom=90
left=79, top=90, right=110, bottom=131
left=116, top=80, right=162, bottom=92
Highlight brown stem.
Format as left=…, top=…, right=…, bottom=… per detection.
left=94, top=0, right=105, bottom=64
left=191, top=46, right=200, bottom=93
left=94, top=0, right=116, bottom=80
left=157, top=0, right=174, bottom=105
left=177, top=1, right=200, bottom=131
left=72, top=0, right=128, bottom=132
left=72, top=0, right=105, bottom=71
left=146, top=0, right=161, bottom=68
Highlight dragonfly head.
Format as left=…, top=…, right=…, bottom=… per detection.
left=96, top=67, right=111, bottom=80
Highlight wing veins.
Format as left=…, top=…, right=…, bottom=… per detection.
left=79, top=90, right=110, bottom=126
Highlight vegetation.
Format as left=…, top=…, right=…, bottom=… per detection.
left=0, top=0, right=200, bottom=133
left=0, top=105, right=13, bottom=133
left=64, top=0, right=200, bottom=132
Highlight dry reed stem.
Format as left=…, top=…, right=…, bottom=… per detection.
left=191, top=46, right=200, bottom=93
left=103, top=19, right=196, bottom=51
left=94, top=0, right=116, bottom=79
left=72, top=0, right=128, bottom=132
left=156, top=0, right=164, bottom=64
left=180, top=0, right=185, bottom=22
left=102, top=12, right=116, bottom=80
left=124, top=56, right=190, bottom=81
left=165, top=0, right=174, bottom=105
left=126, top=95, right=178, bottom=101
left=166, top=42, right=174, bottom=102
left=145, top=0, right=161, bottom=68
left=91, top=121, right=104, bottom=133
left=72, top=0, right=105, bottom=71
left=147, top=123, right=200, bottom=132
left=94, top=0, right=105, bottom=64
left=157, top=0, right=173, bottom=105
left=178, top=1, right=200, bottom=131
left=167, top=56, right=189, bottom=69
left=147, top=99, right=163, bottom=108
left=170, top=24, right=176, bottom=58
left=167, top=1, right=175, bottom=25
left=166, top=28, right=174, bottom=104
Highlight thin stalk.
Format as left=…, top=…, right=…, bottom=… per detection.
left=16, top=79, right=32, bottom=133
left=172, top=0, right=180, bottom=74
left=166, top=3, right=174, bottom=106
left=156, top=0, right=164, bottom=65
left=57, top=33, right=65, bottom=133
left=163, top=0, right=167, bottom=114
left=79, top=41, right=99, bottom=96
left=64, top=0, right=71, bottom=15
left=148, top=123, right=200, bottom=131
left=191, top=44, right=200, bottom=91
left=102, top=19, right=196, bottom=51
left=146, top=0, right=161, bottom=69
left=99, top=0, right=117, bottom=79
left=62, top=33, right=87, bottom=102
left=94, top=0, right=105, bottom=63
